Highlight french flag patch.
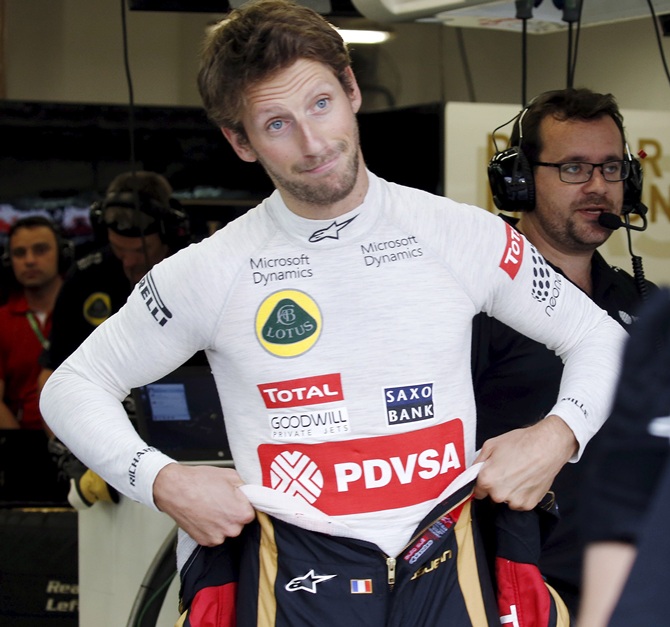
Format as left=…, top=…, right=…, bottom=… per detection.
left=350, top=579, right=373, bottom=594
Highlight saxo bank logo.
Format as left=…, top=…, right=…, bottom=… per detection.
left=255, top=289, right=322, bottom=357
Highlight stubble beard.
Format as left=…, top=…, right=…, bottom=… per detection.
left=563, top=222, right=611, bottom=251
left=259, top=128, right=362, bottom=209
left=536, top=198, right=615, bottom=253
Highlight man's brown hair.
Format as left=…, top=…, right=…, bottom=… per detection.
left=197, top=0, right=353, bottom=140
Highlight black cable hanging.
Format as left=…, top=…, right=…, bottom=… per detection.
left=613, top=211, right=652, bottom=302
left=119, top=0, right=150, bottom=264
left=521, top=17, right=529, bottom=106
left=566, top=21, right=573, bottom=87
left=568, top=0, right=584, bottom=89
left=515, top=1, right=536, bottom=106
left=455, top=27, right=476, bottom=102
left=120, top=0, right=137, bottom=175
left=628, top=234, right=651, bottom=302
left=645, top=0, right=670, bottom=87
left=624, top=0, right=670, bottom=297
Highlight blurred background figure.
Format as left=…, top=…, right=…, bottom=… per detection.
left=39, top=170, right=190, bottom=381
left=37, top=170, right=191, bottom=509
left=579, top=287, right=670, bottom=627
left=0, top=216, right=70, bottom=430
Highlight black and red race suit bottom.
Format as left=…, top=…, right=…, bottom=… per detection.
left=176, top=479, right=570, bottom=627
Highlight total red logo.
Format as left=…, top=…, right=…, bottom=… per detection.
left=258, top=373, right=343, bottom=409
left=499, top=222, right=524, bottom=280
left=258, top=420, right=464, bottom=515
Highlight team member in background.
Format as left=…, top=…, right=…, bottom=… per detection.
left=38, top=169, right=189, bottom=380
left=0, top=216, right=67, bottom=430
left=473, top=87, right=656, bottom=616
left=578, top=287, right=670, bottom=626
left=40, top=2, right=627, bottom=624
left=39, top=169, right=190, bottom=508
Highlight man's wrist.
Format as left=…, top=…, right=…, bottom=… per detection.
left=538, top=414, right=579, bottom=460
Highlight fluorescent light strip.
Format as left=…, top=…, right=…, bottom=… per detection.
left=337, top=28, right=392, bottom=44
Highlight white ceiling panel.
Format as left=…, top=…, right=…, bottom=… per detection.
left=351, top=0, right=670, bottom=33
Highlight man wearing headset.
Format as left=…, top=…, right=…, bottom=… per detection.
left=473, top=87, right=657, bottom=616
left=39, top=170, right=189, bottom=377
left=0, top=216, right=66, bottom=430
left=38, top=170, right=190, bottom=506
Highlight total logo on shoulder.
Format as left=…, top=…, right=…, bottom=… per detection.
left=258, top=419, right=465, bottom=515
left=499, top=222, right=524, bottom=280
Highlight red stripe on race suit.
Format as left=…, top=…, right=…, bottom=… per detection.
left=186, top=582, right=237, bottom=627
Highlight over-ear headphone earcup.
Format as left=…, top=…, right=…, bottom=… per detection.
left=58, top=238, right=76, bottom=274
left=89, top=201, right=109, bottom=246
left=166, top=198, right=191, bottom=250
left=487, top=146, right=536, bottom=213
left=623, top=158, right=644, bottom=216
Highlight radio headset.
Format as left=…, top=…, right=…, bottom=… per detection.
left=487, top=107, right=650, bottom=300
left=487, top=108, right=536, bottom=213
left=89, top=189, right=191, bottom=252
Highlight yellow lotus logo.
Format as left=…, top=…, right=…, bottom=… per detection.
left=256, top=290, right=322, bottom=357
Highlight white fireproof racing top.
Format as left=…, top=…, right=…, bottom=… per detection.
left=41, top=172, right=627, bottom=557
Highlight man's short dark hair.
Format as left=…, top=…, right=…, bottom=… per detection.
left=511, top=88, right=626, bottom=164
left=8, top=215, right=61, bottom=244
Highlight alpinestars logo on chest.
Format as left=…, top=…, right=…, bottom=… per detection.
left=309, top=216, right=358, bottom=242
left=285, top=570, right=337, bottom=593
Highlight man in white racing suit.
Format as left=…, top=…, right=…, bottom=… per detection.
left=40, top=1, right=627, bottom=624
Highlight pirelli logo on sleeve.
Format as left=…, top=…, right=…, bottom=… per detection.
left=499, top=222, right=524, bottom=280
left=138, top=272, right=172, bottom=326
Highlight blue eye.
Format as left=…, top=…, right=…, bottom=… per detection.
left=561, top=163, right=584, bottom=176
left=269, top=119, right=284, bottom=131
left=603, top=161, right=622, bottom=176
left=316, top=98, right=328, bottom=110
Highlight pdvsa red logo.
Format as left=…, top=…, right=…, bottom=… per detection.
left=499, top=222, right=524, bottom=280
left=258, top=374, right=344, bottom=409
left=269, top=451, right=324, bottom=504
left=258, top=420, right=464, bottom=515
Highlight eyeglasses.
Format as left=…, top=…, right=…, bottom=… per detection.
left=533, top=160, right=631, bottom=184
